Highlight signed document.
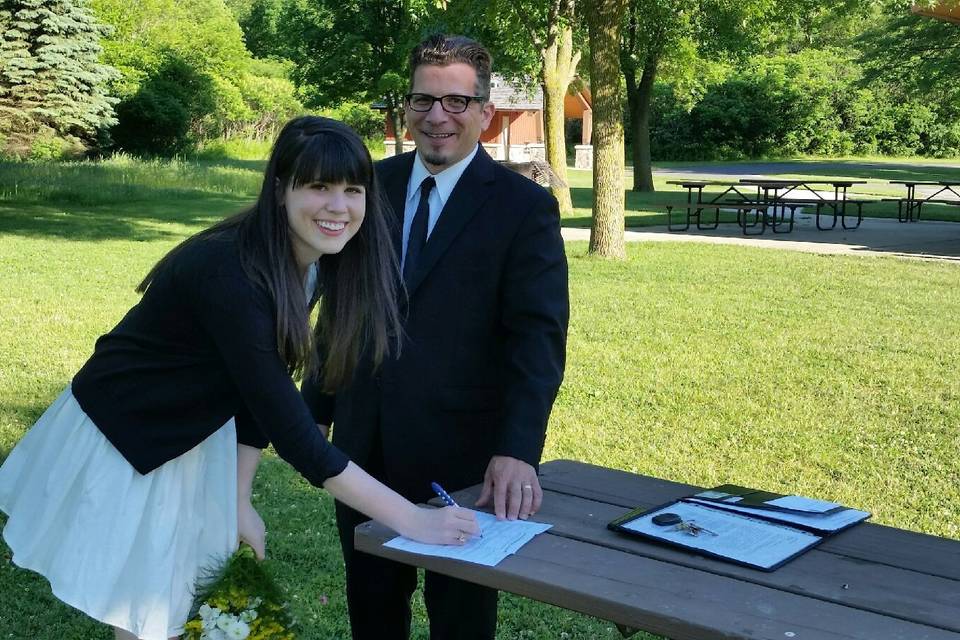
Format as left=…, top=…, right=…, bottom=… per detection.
left=619, top=501, right=820, bottom=570
left=383, top=512, right=552, bottom=567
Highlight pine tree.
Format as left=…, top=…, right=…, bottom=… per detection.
left=0, top=0, right=118, bottom=150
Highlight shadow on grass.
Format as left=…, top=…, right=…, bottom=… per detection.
left=0, top=194, right=250, bottom=242
left=653, top=159, right=960, bottom=183
left=191, top=157, right=267, bottom=172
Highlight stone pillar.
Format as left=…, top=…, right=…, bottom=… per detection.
left=525, top=143, right=546, bottom=161
left=575, top=144, right=593, bottom=169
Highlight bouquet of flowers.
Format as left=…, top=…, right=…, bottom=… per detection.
left=183, top=545, right=297, bottom=640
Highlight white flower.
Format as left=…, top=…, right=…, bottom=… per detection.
left=226, top=620, right=250, bottom=640
left=199, top=604, right=221, bottom=631
left=216, top=614, right=250, bottom=640
left=239, top=608, right=258, bottom=623
left=199, top=604, right=219, bottom=620
left=247, top=596, right=263, bottom=608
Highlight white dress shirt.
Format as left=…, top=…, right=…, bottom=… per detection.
left=400, top=145, right=480, bottom=272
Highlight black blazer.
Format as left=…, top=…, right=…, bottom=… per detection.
left=304, top=147, right=569, bottom=501
left=72, top=231, right=349, bottom=485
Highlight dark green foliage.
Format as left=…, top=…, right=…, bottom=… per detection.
left=110, top=55, right=214, bottom=155
left=92, top=0, right=303, bottom=156
left=238, top=0, right=287, bottom=59
left=0, top=0, right=118, bottom=157
left=857, top=11, right=960, bottom=111
left=650, top=48, right=960, bottom=159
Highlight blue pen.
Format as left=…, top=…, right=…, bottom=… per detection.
left=431, top=481, right=459, bottom=507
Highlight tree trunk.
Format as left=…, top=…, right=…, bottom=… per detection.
left=540, top=0, right=578, bottom=216
left=587, top=0, right=628, bottom=258
left=387, top=105, right=405, bottom=156
left=629, top=56, right=658, bottom=192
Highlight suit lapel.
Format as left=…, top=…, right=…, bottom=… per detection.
left=404, top=148, right=497, bottom=296
left=380, top=153, right=415, bottom=262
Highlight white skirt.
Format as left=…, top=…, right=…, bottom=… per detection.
left=0, top=388, right=238, bottom=640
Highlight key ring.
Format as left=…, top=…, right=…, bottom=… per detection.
left=651, top=512, right=718, bottom=537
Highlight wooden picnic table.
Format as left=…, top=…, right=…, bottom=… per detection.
left=354, top=459, right=960, bottom=640
left=888, top=181, right=960, bottom=223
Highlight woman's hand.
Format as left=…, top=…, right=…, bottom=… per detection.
left=398, top=505, right=480, bottom=546
left=238, top=498, right=266, bottom=560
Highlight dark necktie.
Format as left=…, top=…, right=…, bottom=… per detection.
left=404, top=176, right=435, bottom=281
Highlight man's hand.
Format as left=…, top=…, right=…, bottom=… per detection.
left=475, top=455, right=542, bottom=520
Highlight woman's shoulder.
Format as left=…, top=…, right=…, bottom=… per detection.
left=172, top=227, right=245, bottom=281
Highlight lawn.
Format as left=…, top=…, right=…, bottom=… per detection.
left=1, top=157, right=959, bottom=639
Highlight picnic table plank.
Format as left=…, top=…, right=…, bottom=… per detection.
left=537, top=460, right=960, bottom=581
left=355, top=520, right=959, bottom=640
left=470, top=487, right=960, bottom=631
left=356, top=460, right=960, bottom=639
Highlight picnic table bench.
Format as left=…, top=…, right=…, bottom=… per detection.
left=887, top=181, right=960, bottom=222
left=355, top=459, right=960, bottom=640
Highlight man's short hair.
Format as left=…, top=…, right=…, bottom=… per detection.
left=408, top=34, right=493, bottom=100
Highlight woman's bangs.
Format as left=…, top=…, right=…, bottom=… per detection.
left=290, top=132, right=371, bottom=189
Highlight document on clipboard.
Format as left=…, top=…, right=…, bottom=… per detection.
left=608, top=484, right=870, bottom=571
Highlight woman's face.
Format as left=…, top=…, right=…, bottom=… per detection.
left=282, top=179, right=366, bottom=271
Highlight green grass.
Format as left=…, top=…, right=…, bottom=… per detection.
left=1, top=156, right=959, bottom=639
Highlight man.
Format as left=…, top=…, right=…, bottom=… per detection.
left=304, top=34, right=569, bottom=640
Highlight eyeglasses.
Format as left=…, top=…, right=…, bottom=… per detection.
left=405, top=93, right=486, bottom=114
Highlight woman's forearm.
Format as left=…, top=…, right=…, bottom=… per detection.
left=322, top=461, right=419, bottom=534
left=237, top=444, right=262, bottom=500
left=325, top=463, right=480, bottom=545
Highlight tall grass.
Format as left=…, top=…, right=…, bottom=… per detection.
left=0, top=155, right=265, bottom=206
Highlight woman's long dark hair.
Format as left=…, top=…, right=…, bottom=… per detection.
left=137, top=116, right=401, bottom=391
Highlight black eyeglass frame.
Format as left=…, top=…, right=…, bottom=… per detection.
left=404, top=93, right=487, bottom=114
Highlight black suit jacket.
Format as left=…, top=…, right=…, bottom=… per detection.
left=304, top=147, right=569, bottom=501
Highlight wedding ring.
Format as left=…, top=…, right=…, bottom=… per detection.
left=522, top=484, right=533, bottom=491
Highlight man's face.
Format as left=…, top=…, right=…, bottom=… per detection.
left=405, top=63, right=495, bottom=174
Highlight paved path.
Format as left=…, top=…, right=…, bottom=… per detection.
left=562, top=215, right=960, bottom=262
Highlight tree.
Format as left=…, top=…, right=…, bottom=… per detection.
left=586, top=0, right=627, bottom=258
left=857, top=7, right=960, bottom=112
left=278, top=0, right=434, bottom=155
left=620, top=0, right=773, bottom=191
left=447, top=0, right=581, bottom=215
left=0, top=0, right=118, bottom=154
left=92, top=0, right=299, bottom=152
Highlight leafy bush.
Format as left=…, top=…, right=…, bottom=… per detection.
left=650, top=48, right=960, bottom=159
left=322, top=102, right=384, bottom=143
left=110, top=56, right=215, bottom=155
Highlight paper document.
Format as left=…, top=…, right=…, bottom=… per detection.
left=383, top=512, right=552, bottom=567
left=767, top=495, right=840, bottom=513
left=621, top=502, right=820, bottom=570
left=687, top=498, right=869, bottom=533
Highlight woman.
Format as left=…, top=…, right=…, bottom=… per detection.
left=0, top=116, right=478, bottom=640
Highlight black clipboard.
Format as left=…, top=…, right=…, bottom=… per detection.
left=608, top=488, right=871, bottom=571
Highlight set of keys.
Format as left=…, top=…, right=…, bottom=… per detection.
left=652, top=512, right=718, bottom=537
